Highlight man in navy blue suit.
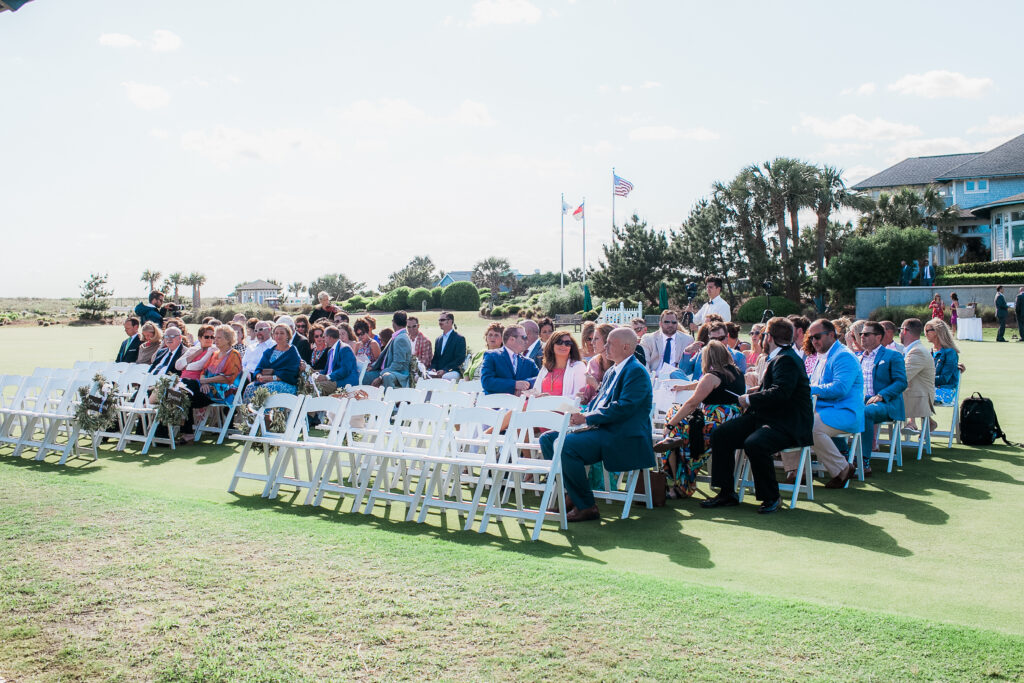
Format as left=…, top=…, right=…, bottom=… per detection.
left=539, top=328, right=655, bottom=522
left=428, top=311, right=467, bottom=379
left=116, top=317, right=142, bottom=363
left=480, top=325, right=538, bottom=395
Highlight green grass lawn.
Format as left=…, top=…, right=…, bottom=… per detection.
left=1, top=322, right=1022, bottom=680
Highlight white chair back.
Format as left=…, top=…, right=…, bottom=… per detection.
left=457, top=379, right=483, bottom=393
left=525, top=395, right=577, bottom=413
left=384, top=387, right=427, bottom=406
left=475, top=393, right=525, bottom=412
left=431, top=392, right=476, bottom=410
left=416, top=378, right=455, bottom=393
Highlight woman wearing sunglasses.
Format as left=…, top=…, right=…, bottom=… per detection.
left=529, top=330, right=588, bottom=398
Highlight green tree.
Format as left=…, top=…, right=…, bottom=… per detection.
left=672, top=199, right=742, bottom=306
left=168, top=272, right=184, bottom=303
left=811, top=166, right=874, bottom=302
left=472, top=257, right=516, bottom=303
left=859, top=187, right=926, bottom=231
left=307, top=273, right=365, bottom=302
left=566, top=267, right=584, bottom=284
left=712, top=169, right=779, bottom=289
left=140, top=269, right=162, bottom=294
left=78, top=272, right=113, bottom=320
left=382, top=255, right=439, bottom=291
left=752, top=158, right=814, bottom=299
left=185, top=272, right=206, bottom=311
left=823, top=226, right=936, bottom=304
left=589, top=214, right=673, bottom=308
left=288, top=281, right=305, bottom=298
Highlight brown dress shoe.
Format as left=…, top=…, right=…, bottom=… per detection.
left=566, top=506, right=600, bottom=522
left=824, top=464, right=854, bottom=489
left=654, top=437, right=685, bottom=453
left=785, top=470, right=797, bottom=485
left=547, top=493, right=574, bottom=514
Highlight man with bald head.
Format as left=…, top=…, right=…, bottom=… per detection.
left=521, top=319, right=543, bottom=369
left=539, top=327, right=656, bottom=522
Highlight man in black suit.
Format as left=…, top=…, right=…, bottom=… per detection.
left=116, top=317, right=142, bottom=363
left=995, top=285, right=1008, bottom=342
left=1016, top=287, right=1024, bottom=341
left=429, top=311, right=467, bottom=380
left=147, top=326, right=185, bottom=376
left=701, top=317, right=814, bottom=514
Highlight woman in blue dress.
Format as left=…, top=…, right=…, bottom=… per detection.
left=242, top=323, right=301, bottom=402
left=924, top=318, right=961, bottom=430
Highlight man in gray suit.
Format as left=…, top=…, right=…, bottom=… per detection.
left=363, top=310, right=415, bottom=387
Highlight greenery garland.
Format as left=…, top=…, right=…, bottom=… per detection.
left=296, top=364, right=318, bottom=396
left=234, top=386, right=287, bottom=433
left=74, top=373, right=120, bottom=433
left=152, top=375, right=192, bottom=427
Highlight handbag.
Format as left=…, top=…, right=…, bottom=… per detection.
left=634, top=468, right=667, bottom=507
left=687, top=408, right=706, bottom=458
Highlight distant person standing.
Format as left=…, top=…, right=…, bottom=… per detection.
left=899, top=260, right=911, bottom=286
left=949, top=292, right=960, bottom=331
left=691, top=275, right=731, bottom=331
left=921, top=260, right=935, bottom=287
left=929, top=293, right=945, bottom=321
left=995, top=285, right=1008, bottom=342
left=1016, top=287, right=1024, bottom=341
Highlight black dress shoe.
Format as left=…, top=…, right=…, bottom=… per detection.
left=566, top=506, right=600, bottom=522
left=757, top=498, right=782, bottom=514
left=700, top=494, right=739, bottom=509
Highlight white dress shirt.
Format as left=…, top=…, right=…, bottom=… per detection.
left=242, top=338, right=275, bottom=376
left=693, top=295, right=731, bottom=325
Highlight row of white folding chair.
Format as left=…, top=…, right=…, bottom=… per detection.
left=192, top=372, right=251, bottom=445
left=1, top=376, right=88, bottom=461
left=228, top=393, right=310, bottom=494
left=0, top=375, right=53, bottom=447
left=114, top=373, right=181, bottom=454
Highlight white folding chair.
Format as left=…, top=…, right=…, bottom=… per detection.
left=525, top=395, right=578, bottom=413
left=28, top=379, right=91, bottom=462
left=737, top=446, right=814, bottom=509
left=872, top=420, right=904, bottom=472
left=929, top=379, right=961, bottom=449
left=228, top=394, right=306, bottom=494
left=474, top=393, right=525, bottom=412
left=0, top=376, right=48, bottom=448
left=192, top=372, right=250, bottom=445
left=383, top=387, right=427, bottom=406
left=356, top=360, right=368, bottom=385
left=113, top=374, right=176, bottom=454
left=416, top=378, right=455, bottom=394
left=0, top=375, right=25, bottom=411
left=346, top=383, right=384, bottom=400
left=265, top=396, right=348, bottom=499
left=457, top=379, right=483, bottom=394
left=310, top=399, right=394, bottom=508
left=431, top=391, right=476, bottom=411
left=474, top=410, right=571, bottom=541
left=72, top=361, right=90, bottom=370
left=9, top=377, right=75, bottom=458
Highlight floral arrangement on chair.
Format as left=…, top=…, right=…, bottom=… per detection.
left=234, top=387, right=288, bottom=433
left=74, top=373, right=120, bottom=433
left=152, top=375, right=191, bottom=427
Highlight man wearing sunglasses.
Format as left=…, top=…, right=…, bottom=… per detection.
left=429, top=311, right=466, bottom=380
left=858, top=321, right=907, bottom=476
left=480, top=325, right=538, bottom=395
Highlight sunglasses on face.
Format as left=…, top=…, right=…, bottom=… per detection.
left=554, top=339, right=573, bottom=347
left=202, top=335, right=215, bottom=340
left=861, top=331, right=880, bottom=337
left=809, top=332, right=828, bottom=341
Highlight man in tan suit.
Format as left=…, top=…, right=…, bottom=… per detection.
left=639, top=309, right=694, bottom=374
left=899, top=318, right=935, bottom=432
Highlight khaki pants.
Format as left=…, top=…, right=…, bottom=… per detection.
left=781, top=413, right=849, bottom=478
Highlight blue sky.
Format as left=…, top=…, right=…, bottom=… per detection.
left=2, top=0, right=1023, bottom=298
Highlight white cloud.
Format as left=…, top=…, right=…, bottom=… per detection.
left=180, top=126, right=335, bottom=166
left=968, top=114, right=1024, bottom=135
left=887, top=70, right=992, bottom=99
left=620, top=85, right=632, bottom=93
left=628, top=125, right=719, bottom=142
left=821, top=141, right=873, bottom=156
left=844, top=165, right=879, bottom=184
left=337, top=98, right=429, bottom=128
left=150, top=29, right=182, bottom=52
left=122, top=82, right=170, bottom=110
left=883, top=137, right=976, bottom=164
left=841, top=82, right=876, bottom=96
left=796, top=114, right=920, bottom=140
left=582, top=140, right=619, bottom=155
left=467, top=0, right=542, bottom=27
left=597, top=84, right=611, bottom=94
left=450, top=100, right=496, bottom=127
left=149, top=128, right=169, bottom=139
left=99, top=33, right=141, bottom=48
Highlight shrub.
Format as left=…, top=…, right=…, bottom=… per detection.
left=869, top=305, right=933, bottom=326
left=376, top=286, right=411, bottom=311
left=441, top=281, right=480, bottom=311
left=344, top=295, right=372, bottom=311
left=934, top=272, right=1024, bottom=285
left=537, top=283, right=585, bottom=316
left=407, top=287, right=433, bottom=310
left=939, top=260, right=1024, bottom=275
left=430, top=287, right=445, bottom=308
left=476, top=288, right=491, bottom=301
left=735, top=296, right=802, bottom=323
left=581, top=309, right=599, bottom=322
left=490, top=305, right=508, bottom=317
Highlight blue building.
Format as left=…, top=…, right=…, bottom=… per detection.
left=853, top=132, right=1024, bottom=264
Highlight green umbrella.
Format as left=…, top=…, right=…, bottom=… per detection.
left=583, top=284, right=592, bottom=312
left=658, top=282, right=669, bottom=311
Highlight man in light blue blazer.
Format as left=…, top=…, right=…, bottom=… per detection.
left=480, top=325, right=538, bottom=395
left=362, top=311, right=414, bottom=388
left=783, top=319, right=862, bottom=488
left=859, top=321, right=907, bottom=472
left=540, top=328, right=655, bottom=522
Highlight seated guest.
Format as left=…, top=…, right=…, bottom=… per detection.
left=363, top=315, right=380, bottom=343
left=242, top=321, right=274, bottom=377
left=832, top=318, right=851, bottom=347
left=788, top=315, right=810, bottom=359
left=640, top=309, right=694, bottom=373
left=530, top=330, right=588, bottom=398
left=362, top=311, right=413, bottom=388
left=313, top=326, right=359, bottom=393
left=378, top=327, right=393, bottom=350
left=630, top=317, right=648, bottom=366
left=481, top=324, right=538, bottom=395
left=847, top=319, right=865, bottom=354
left=782, top=319, right=861, bottom=488
left=116, top=317, right=142, bottom=362
left=745, top=323, right=765, bottom=368
left=246, top=317, right=259, bottom=339
left=230, top=322, right=247, bottom=358
left=580, top=321, right=597, bottom=362
left=465, top=322, right=503, bottom=380
left=859, top=321, right=907, bottom=475
left=900, top=318, right=936, bottom=433
left=539, top=328, right=655, bottom=522
left=174, top=324, right=217, bottom=440
left=134, top=291, right=168, bottom=327
left=676, top=321, right=747, bottom=379
left=136, top=322, right=163, bottom=365
left=309, top=291, right=339, bottom=325
left=407, top=316, right=433, bottom=369
left=181, top=325, right=243, bottom=439
left=702, top=317, right=813, bottom=514
left=656, top=340, right=745, bottom=499
left=337, top=322, right=359, bottom=353
left=353, top=319, right=381, bottom=365
left=309, top=325, right=329, bottom=367
left=744, top=325, right=769, bottom=388
left=725, top=322, right=748, bottom=354
left=522, top=320, right=544, bottom=369
left=292, top=315, right=313, bottom=363
left=925, top=318, right=961, bottom=409
left=148, top=326, right=185, bottom=376
left=577, top=323, right=615, bottom=405
left=165, top=317, right=193, bottom=346
left=429, top=311, right=467, bottom=380
left=538, top=317, right=555, bottom=346
left=880, top=320, right=905, bottom=353
left=800, top=325, right=817, bottom=376
left=242, top=323, right=301, bottom=401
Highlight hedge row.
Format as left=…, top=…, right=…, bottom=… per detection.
left=934, top=272, right=1024, bottom=285
left=939, top=260, right=1024, bottom=275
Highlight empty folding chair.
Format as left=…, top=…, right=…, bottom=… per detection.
left=474, top=393, right=525, bottom=412
left=525, top=395, right=578, bottom=413
left=0, top=376, right=49, bottom=449
left=456, top=379, right=483, bottom=394
left=265, top=396, right=348, bottom=499
left=0, top=375, right=25, bottom=411
left=30, top=379, right=90, bottom=462
left=431, top=391, right=476, bottom=412
left=415, top=378, right=455, bottom=396
left=383, top=386, right=427, bottom=407
left=228, top=394, right=306, bottom=494
left=872, top=420, right=904, bottom=473
left=310, top=399, right=394, bottom=508
left=9, top=376, right=74, bottom=458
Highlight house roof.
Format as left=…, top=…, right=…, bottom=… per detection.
left=970, top=191, right=1024, bottom=216
left=851, top=153, right=980, bottom=190
left=235, top=279, right=281, bottom=291
left=439, top=270, right=473, bottom=283
left=936, top=133, right=1024, bottom=180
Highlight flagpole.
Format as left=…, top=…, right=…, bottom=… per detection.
left=612, top=167, right=616, bottom=236
left=560, top=193, right=565, bottom=289
left=581, top=197, right=587, bottom=284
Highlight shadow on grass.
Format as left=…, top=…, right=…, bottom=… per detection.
left=0, top=452, right=100, bottom=476
left=96, top=440, right=237, bottom=467
left=224, top=491, right=716, bottom=569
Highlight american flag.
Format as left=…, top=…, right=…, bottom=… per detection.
left=613, top=173, right=634, bottom=197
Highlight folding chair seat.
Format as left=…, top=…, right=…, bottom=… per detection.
left=474, top=393, right=525, bottom=412
left=474, top=410, right=571, bottom=540
left=347, top=383, right=384, bottom=400
left=72, top=361, right=90, bottom=370
left=929, top=378, right=961, bottom=449
left=456, top=379, right=483, bottom=394
left=265, top=396, right=348, bottom=499
left=192, top=372, right=250, bottom=445
left=525, top=395, right=578, bottom=413
left=310, top=399, right=394, bottom=508
left=228, top=394, right=306, bottom=494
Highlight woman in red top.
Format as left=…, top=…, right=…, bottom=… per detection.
left=531, top=330, right=588, bottom=398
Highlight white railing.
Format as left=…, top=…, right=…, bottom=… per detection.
left=597, top=301, right=643, bottom=325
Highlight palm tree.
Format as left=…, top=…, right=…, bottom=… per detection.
left=812, top=166, right=874, bottom=293
left=715, top=167, right=775, bottom=290
left=472, top=257, right=514, bottom=303
left=289, top=282, right=304, bottom=299
left=186, top=272, right=206, bottom=311
left=168, top=272, right=184, bottom=303
left=140, top=269, right=162, bottom=293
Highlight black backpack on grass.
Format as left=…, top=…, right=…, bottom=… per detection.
left=959, top=393, right=1017, bottom=447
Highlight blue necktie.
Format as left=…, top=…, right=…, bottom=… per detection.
left=595, top=369, right=617, bottom=408
left=662, top=336, right=672, bottom=366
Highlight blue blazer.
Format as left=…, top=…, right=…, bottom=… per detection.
left=673, top=346, right=746, bottom=381
left=867, top=346, right=907, bottom=422
left=255, top=345, right=301, bottom=385
left=584, top=356, right=656, bottom=471
left=324, top=342, right=359, bottom=388
left=811, top=343, right=864, bottom=434
left=430, top=331, right=467, bottom=374
left=480, top=348, right=538, bottom=395
left=933, top=347, right=960, bottom=389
